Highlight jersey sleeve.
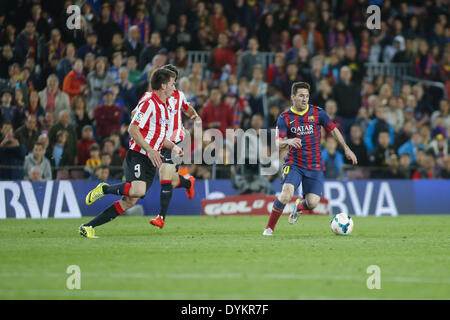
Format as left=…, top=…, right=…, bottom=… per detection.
left=318, top=108, right=336, bottom=132
left=132, top=98, right=154, bottom=129
left=180, top=91, right=190, bottom=111
left=276, top=113, right=288, bottom=139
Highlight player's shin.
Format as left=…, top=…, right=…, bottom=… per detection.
left=159, top=180, right=173, bottom=219
left=266, top=199, right=286, bottom=230
left=103, top=182, right=131, bottom=196
left=83, top=201, right=125, bottom=228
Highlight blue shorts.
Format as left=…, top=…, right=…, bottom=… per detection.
left=281, top=164, right=324, bottom=197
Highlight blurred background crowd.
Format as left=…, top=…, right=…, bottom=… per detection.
left=0, top=0, right=449, bottom=189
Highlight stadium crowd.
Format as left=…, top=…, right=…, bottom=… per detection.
left=0, top=0, right=449, bottom=184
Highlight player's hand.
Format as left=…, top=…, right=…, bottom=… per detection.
left=345, top=147, right=358, bottom=165
left=148, top=149, right=163, bottom=168
left=173, top=145, right=184, bottom=157
left=287, top=138, right=302, bottom=149
left=190, top=114, right=202, bottom=123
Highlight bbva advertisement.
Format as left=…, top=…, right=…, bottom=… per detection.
left=0, top=179, right=449, bottom=219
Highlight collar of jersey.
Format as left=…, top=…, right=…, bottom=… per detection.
left=290, top=105, right=309, bottom=116
left=151, top=91, right=164, bottom=105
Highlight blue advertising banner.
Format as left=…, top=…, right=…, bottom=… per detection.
left=0, top=179, right=449, bottom=218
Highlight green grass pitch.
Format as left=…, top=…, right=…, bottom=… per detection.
left=0, top=215, right=449, bottom=299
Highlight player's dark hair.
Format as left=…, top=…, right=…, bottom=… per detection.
left=151, top=68, right=176, bottom=90
left=162, top=64, right=178, bottom=81
left=291, top=82, right=311, bottom=95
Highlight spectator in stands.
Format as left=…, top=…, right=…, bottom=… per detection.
left=47, top=129, right=73, bottom=178
left=133, top=8, right=151, bottom=46
left=48, top=110, right=78, bottom=166
left=440, top=156, right=450, bottom=178
left=62, top=58, right=87, bottom=103
left=14, top=113, right=38, bottom=154
left=94, top=3, right=122, bottom=51
left=0, top=44, right=16, bottom=80
left=364, top=106, right=395, bottom=154
left=311, top=78, right=333, bottom=108
left=385, top=96, right=405, bottom=133
left=14, top=20, right=43, bottom=65
left=0, top=122, right=26, bottom=180
left=342, top=43, right=365, bottom=85
left=238, top=38, right=263, bottom=81
left=108, top=52, right=123, bottom=83
left=322, top=50, right=341, bottom=86
left=123, top=25, right=143, bottom=59
left=38, top=74, right=70, bottom=120
left=398, top=131, right=426, bottom=164
left=308, top=55, right=325, bottom=95
left=70, top=95, right=93, bottom=140
left=322, top=135, right=344, bottom=179
left=333, top=66, right=362, bottom=139
left=257, top=13, right=276, bottom=52
left=94, top=89, right=122, bottom=141
left=201, top=87, right=233, bottom=136
left=413, top=153, right=439, bottom=179
left=104, top=32, right=125, bottom=63
left=415, top=39, right=435, bottom=79
left=249, top=64, right=267, bottom=98
left=208, top=32, right=235, bottom=83
left=102, top=137, right=123, bottom=179
left=428, top=133, right=448, bottom=158
left=431, top=99, right=450, bottom=130
left=117, top=67, right=138, bottom=110
left=188, top=61, right=208, bottom=98
left=266, top=52, right=286, bottom=88
left=56, top=43, right=76, bottom=85
left=84, top=143, right=101, bottom=177
left=126, top=56, right=142, bottom=88
left=371, top=131, right=396, bottom=178
left=77, top=31, right=104, bottom=60
left=45, top=29, right=64, bottom=65
left=110, top=130, right=127, bottom=163
left=87, top=56, right=115, bottom=110
left=328, top=18, right=353, bottom=50
left=284, top=34, right=304, bottom=65
left=345, top=124, right=369, bottom=167
left=1, top=89, right=17, bottom=125
left=27, top=166, right=43, bottom=181
left=91, top=164, right=111, bottom=181
left=77, top=124, right=96, bottom=167
left=300, top=19, right=325, bottom=56
left=23, top=141, right=52, bottom=181
left=173, top=46, right=188, bottom=78
left=139, top=31, right=162, bottom=71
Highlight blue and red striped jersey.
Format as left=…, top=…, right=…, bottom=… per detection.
left=276, top=104, right=336, bottom=171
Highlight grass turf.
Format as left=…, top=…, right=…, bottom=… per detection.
left=0, top=215, right=449, bottom=300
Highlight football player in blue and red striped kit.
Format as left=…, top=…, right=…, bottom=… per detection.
left=263, top=82, right=358, bottom=236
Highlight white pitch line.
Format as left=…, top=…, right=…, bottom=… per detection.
left=1, top=272, right=449, bottom=284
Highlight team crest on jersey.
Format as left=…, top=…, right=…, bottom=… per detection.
left=308, top=116, right=315, bottom=123
left=135, top=112, right=144, bottom=122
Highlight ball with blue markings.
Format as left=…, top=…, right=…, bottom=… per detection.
left=330, top=213, right=354, bottom=235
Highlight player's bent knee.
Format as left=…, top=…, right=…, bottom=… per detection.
left=306, top=196, right=320, bottom=209
left=279, top=191, right=293, bottom=204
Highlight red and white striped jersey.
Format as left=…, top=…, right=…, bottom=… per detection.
left=129, top=91, right=170, bottom=155
left=167, top=89, right=190, bottom=143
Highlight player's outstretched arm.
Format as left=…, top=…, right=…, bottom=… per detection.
left=128, top=123, right=163, bottom=167
left=278, top=137, right=302, bottom=150
left=183, top=103, right=201, bottom=123
left=330, top=127, right=358, bottom=165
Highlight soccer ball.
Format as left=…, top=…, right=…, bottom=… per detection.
left=330, top=213, right=354, bottom=235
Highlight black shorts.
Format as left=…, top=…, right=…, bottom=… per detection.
left=160, top=141, right=182, bottom=169
left=124, top=149, right=157, bottom=197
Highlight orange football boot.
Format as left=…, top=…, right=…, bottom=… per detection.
left=149, top=215, right=165, bottom=229
left=185, top=176, right=196, bottom=199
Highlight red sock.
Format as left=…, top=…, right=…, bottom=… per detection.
left=266, top=199, right=285, bottom=230
left=296, top=199, right=309, bottom=211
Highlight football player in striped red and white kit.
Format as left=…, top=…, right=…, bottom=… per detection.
left=80, top=68, right=182, bottom=238
left=149, top=64, right=201, bottom=229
